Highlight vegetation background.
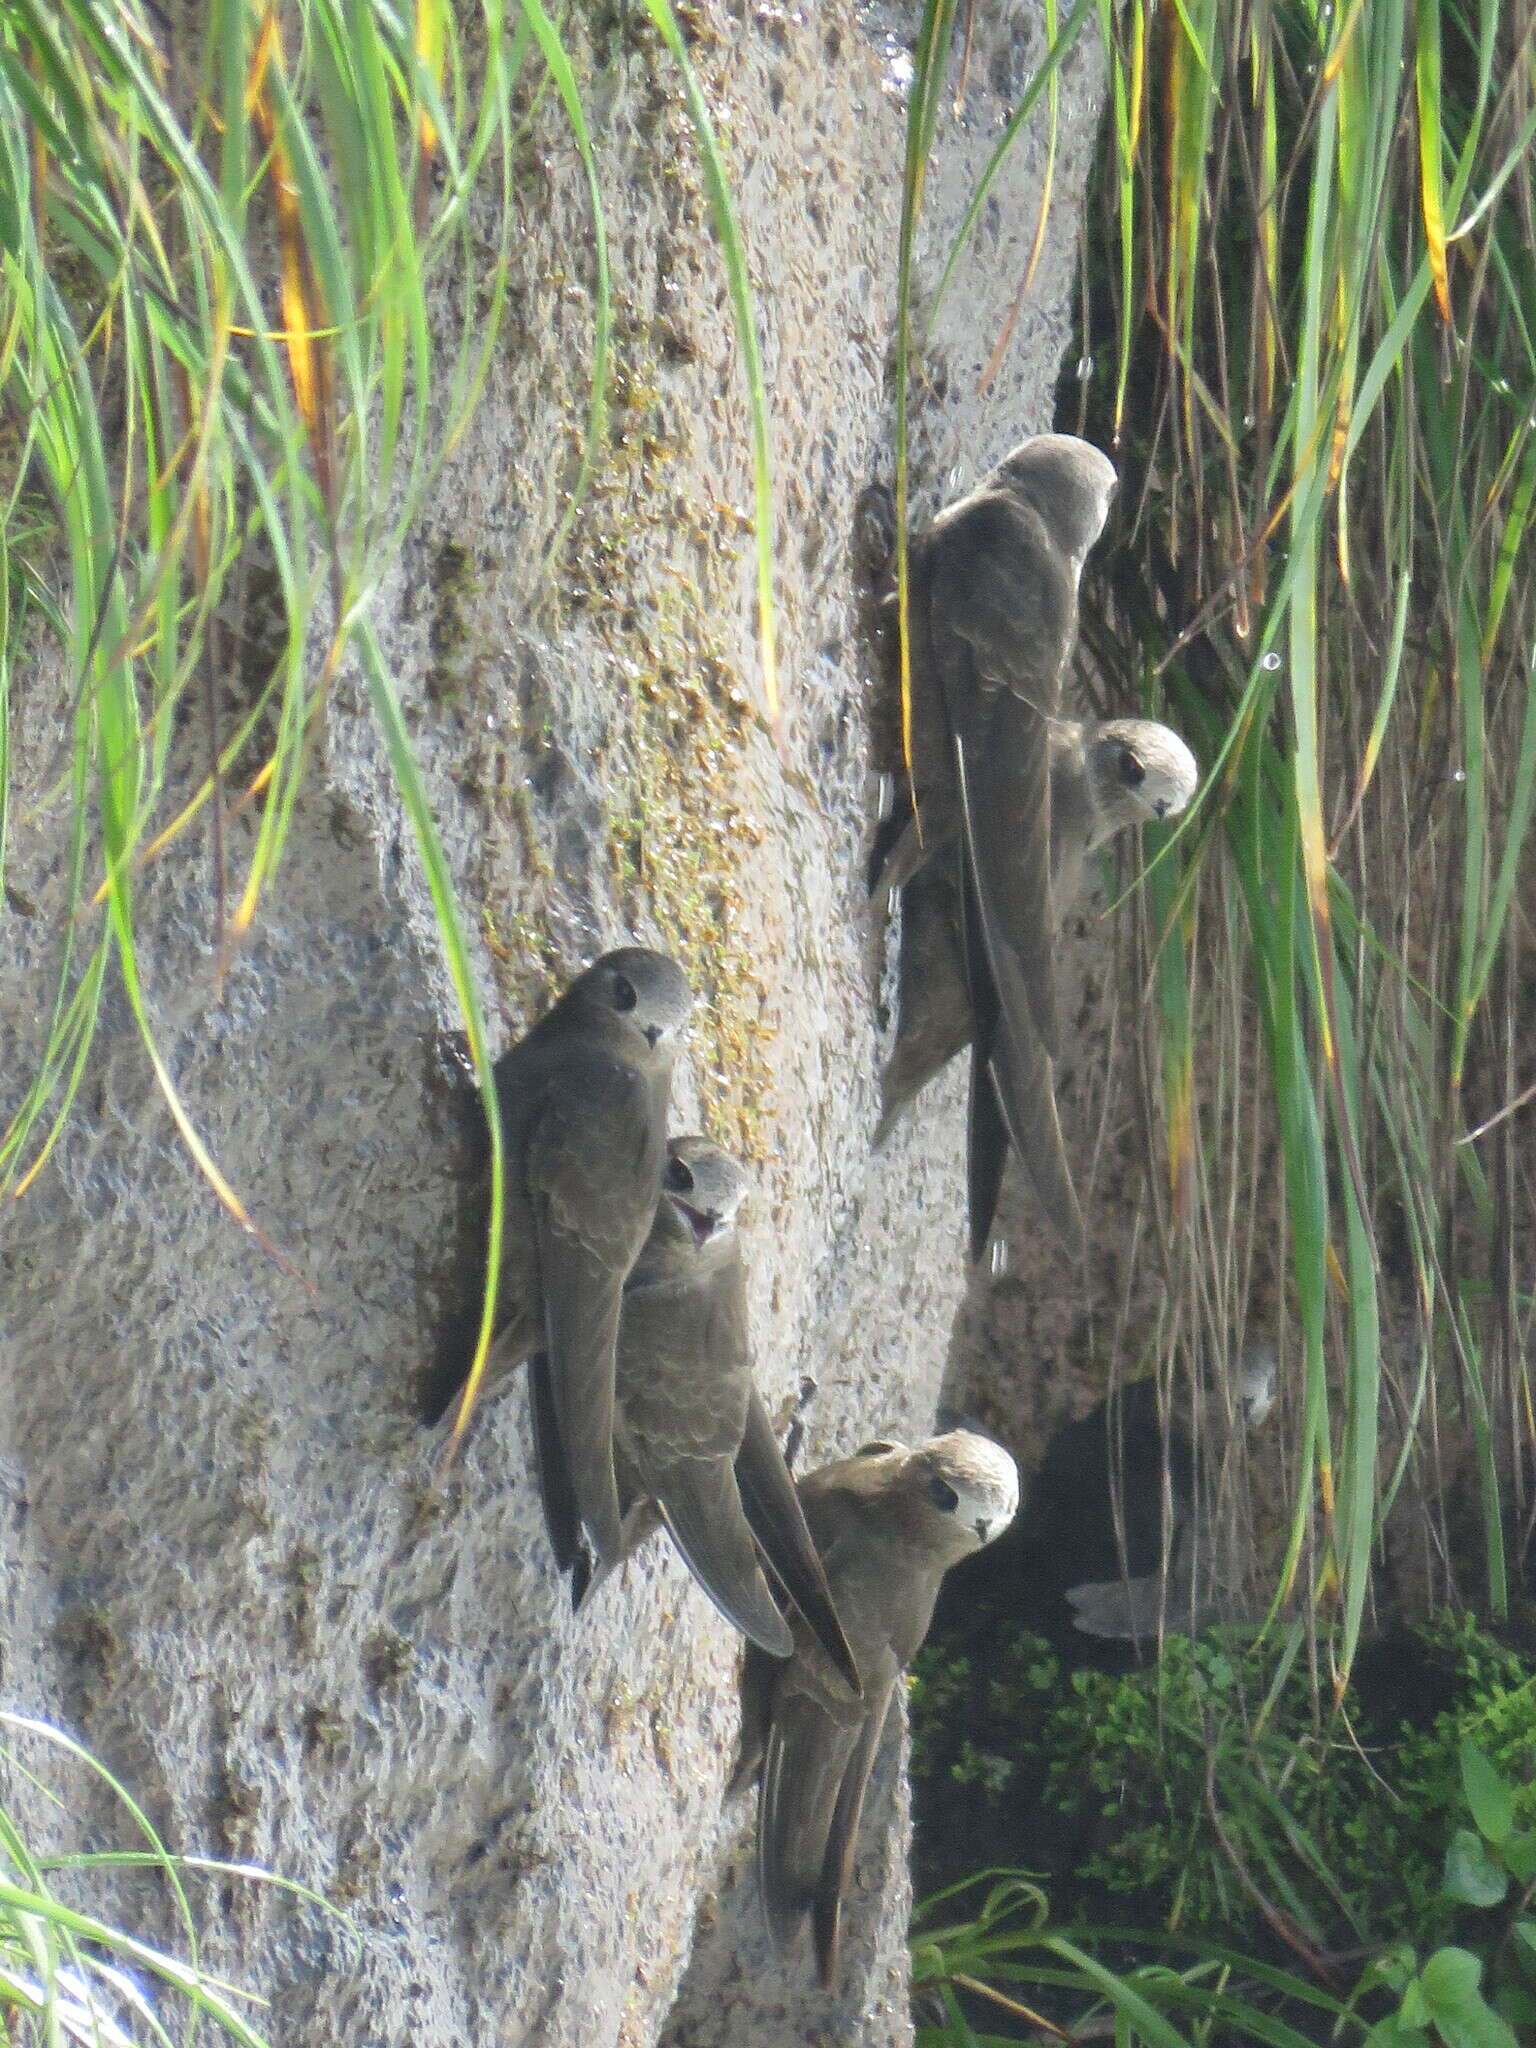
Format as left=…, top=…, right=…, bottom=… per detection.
left=0, top=1, right=1532, bottom=2044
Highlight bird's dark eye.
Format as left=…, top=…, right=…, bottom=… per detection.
left=1118, top=747, right=1146, bottom=788
left=664, top=1156, right=694, bottom=1195
left=928, top=1476, right=960, bottom=1512
left=612, top=973, right=638, bottom=1012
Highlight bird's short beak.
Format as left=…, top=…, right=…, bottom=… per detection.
left=974, top=1517, right=992, bottom=1543
left=1153, top=800, right=1168, bottom=820
left=644, top=1024, right=663, bottom=1049
left=667, top=1196, right=716, bottom=1247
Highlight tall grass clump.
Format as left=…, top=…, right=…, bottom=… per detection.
left=896, top=0, right=1536, bottom=2030
left=0, top=0, right=778, bottom=1436
left=1077, top=0, right=1536, bottom=1677
left=898, top=0, right=1535, bottom=1678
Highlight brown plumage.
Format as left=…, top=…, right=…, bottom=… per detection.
left=543, top=1137, right=859, bottom=1693
left=423, top=947, right=691, bottom=1565
left=869, top=435, right=1197, bottom=1259
left=736, top=1432, right=1020, bottom=1986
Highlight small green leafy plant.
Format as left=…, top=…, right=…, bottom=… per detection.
left=912, top=1616, right=1536, bottom=1955
left=911, top=1619, right=1536, bottom=2043
left=1352, top=1740, right=1536, bottom=2048
left=911, top=1867, right=1356, bottom=2047
left=910, top=1740, right=1536, bottom=2048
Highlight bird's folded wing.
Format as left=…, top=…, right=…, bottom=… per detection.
left=957, top=853, right=1082, bottom=1259
left=875, top=856, right=973, bottom=1147
left=735, top=1390, right=861, bottom=1697
left=812, top=1684, right=896, bottom=1989
left=528, top=1078, right=660, bottom=1564
left=655, top=1456, right=794, bottom=1658
left=867, top=800, right=918, bottom=900
left=757, top=1687, right=865, bottom=1964
left=929, top=500, right=1068, bottom=1061
left=986, top=1000, right=1084, bottom=1258
left=953, top=704, right=1058, bottom=1062
left=531, top=1205, right=626, bottom=1562
left=730, top=1643, right=778, bottom=1800
left=964, top=1036, right=1009, bottom=1263
left=526, top=1349, right=585, bottom=1574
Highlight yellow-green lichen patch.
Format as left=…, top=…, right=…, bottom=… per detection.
left=424, top=539, right=486, bottom=708
left=480, top=895, right=566, bottom=1023
left=610, top=655, right=771, bottom=1162
left=557, top=315, right=775, bottom=1160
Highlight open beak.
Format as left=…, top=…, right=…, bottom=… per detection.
left=667, top=1196, right=717, bottom=1247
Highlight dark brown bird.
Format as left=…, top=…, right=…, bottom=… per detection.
left=873, top=716, right=1200, bottom=1148
left=736, top=1431, right=1019, bottom=1986
left=535, top=1137, right=859, bottom=1693
left=1065, top=1347, right=1277, bottom=1640
left=869, top=435, right=1195, bottom=1259
left=424, top=947, right=691, bottom=1565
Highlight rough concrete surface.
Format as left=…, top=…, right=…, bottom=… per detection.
left=0, top=6, right=1105, bottom=2044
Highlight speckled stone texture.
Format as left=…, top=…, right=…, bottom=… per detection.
left=0, top=5, right=1103, bottom=2044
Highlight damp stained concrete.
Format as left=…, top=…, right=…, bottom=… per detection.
left=0, top=6, right=1119, bottom=2044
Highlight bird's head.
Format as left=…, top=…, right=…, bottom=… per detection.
left=566, top=946, right=693, bottom=1054
left=994, top=434, right=1118, bottom=564
left=657, top=1135, right=748, bottom=1250
left=901, top=1431, right=1021, bottom=1558
left=1087, top=720, right=1200, bottom=840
